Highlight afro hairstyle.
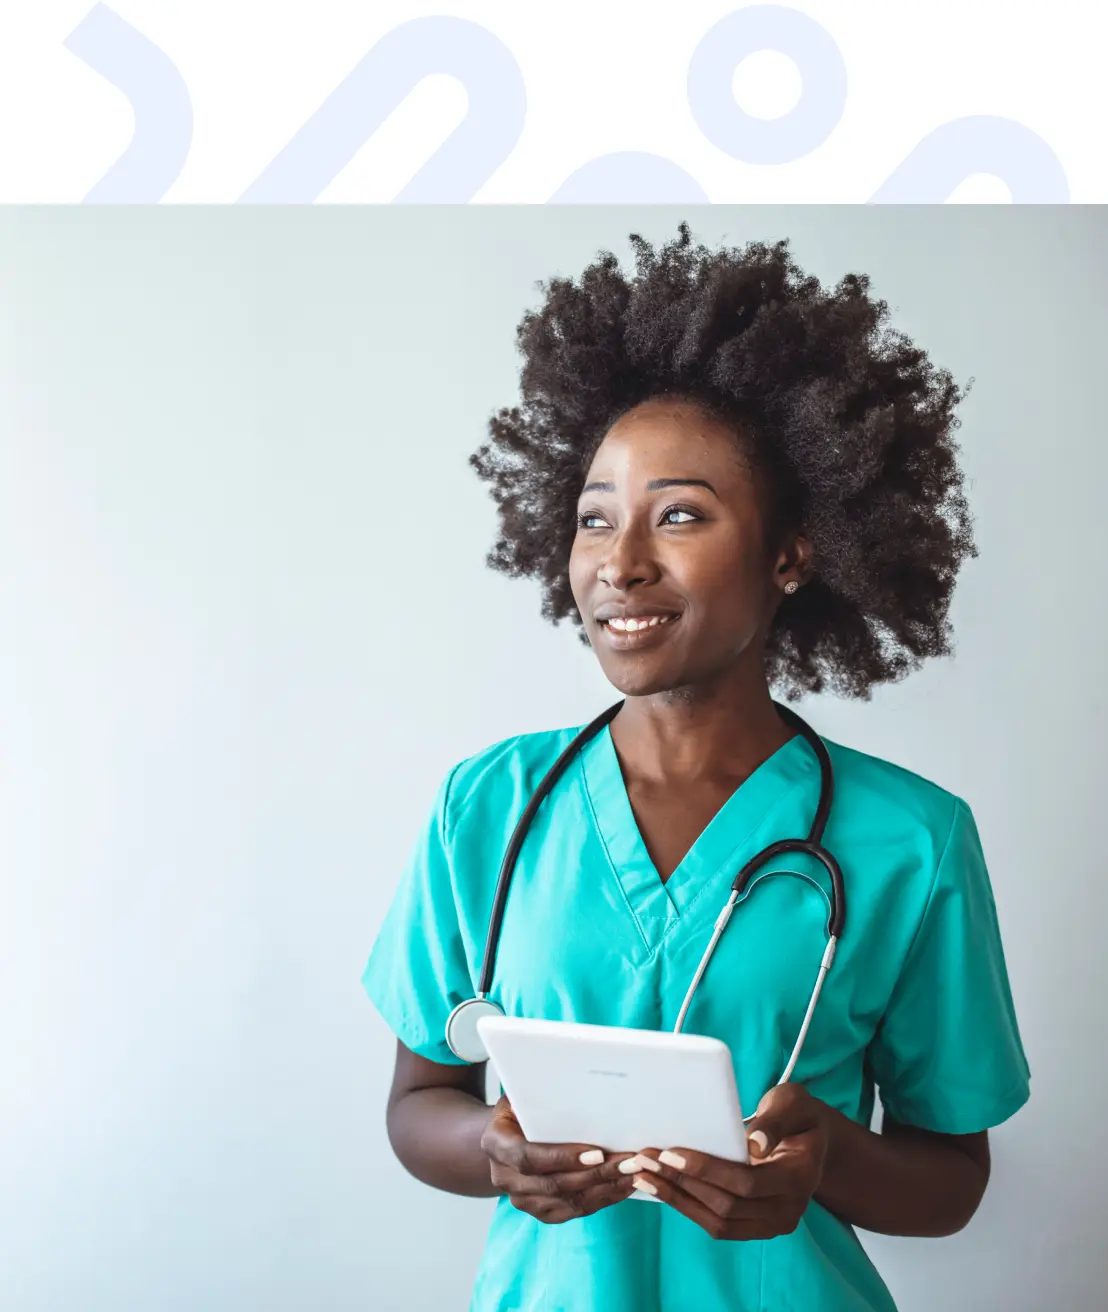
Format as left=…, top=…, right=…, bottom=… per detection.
left=469, top=222, right=976, bottom=700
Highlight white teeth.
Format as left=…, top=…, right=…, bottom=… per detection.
left=605, top=615, right=675, bottom=632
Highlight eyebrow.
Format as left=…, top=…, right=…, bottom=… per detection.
left=580, top=477, right=719, bottom=498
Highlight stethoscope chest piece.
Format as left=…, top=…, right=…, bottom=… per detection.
left=446, top=996, right=505, bottom=1063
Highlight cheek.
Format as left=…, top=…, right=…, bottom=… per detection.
left=682, top=545, right=768, bottom=638
left=679, top=533, right=761, bottom=596
left=567, top=537, right=591, bottom=608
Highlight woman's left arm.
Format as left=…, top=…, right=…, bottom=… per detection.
left=629, top=1083, right=991, bottom=1240
left=814, top=1093, right=990, bottom=1236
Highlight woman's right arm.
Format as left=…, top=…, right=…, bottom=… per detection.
left=386, top=1039, right=501, bottom=1196
left=384, top=1039, right=639, bottom=1214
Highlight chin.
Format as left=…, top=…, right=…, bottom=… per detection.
left=595, top=656, right=687, bottom=699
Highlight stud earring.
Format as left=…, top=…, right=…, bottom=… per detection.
left=784, top=580, right=799, bottom=595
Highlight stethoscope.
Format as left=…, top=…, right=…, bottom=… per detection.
left=445, top=700, right=845, bottom=1116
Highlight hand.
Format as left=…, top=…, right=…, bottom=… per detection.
left=625, top=1083, right=831, bottom=1240
left=480, top=1095, right=637, bottom=1223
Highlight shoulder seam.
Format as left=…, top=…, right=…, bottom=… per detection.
left=439, top=758, right=467, bottom=850
left=439, top=728, right=575, bottom=848
left=872, top=792, right=965, bottom=1044
left=899, top=792, right=963, bottom=971
left=825, top=737, right=958, bottom=804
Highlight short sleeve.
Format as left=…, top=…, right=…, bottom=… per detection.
left=868, top=797, right=1030, bottom=1134
left=360, top=764, right=473, bottom=1066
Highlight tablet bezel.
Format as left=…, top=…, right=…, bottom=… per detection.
left=477, top=1015, right=749, bottom=1165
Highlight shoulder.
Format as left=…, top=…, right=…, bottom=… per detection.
left=821, top=735, right=965, bottom=860
left=439, top=721, right=585, bottom=831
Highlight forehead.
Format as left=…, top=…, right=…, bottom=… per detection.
left=586, top=399, right=749, bottom=483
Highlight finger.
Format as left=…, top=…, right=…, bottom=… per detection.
left=550, top=1158, right=641, bottom=1192
left=489, top=1093, right=518, bottom=1127
left=567, top=1177, right=639, bottom=1217
left=746, top=1084, right=824, bottom=1159
left=641, top=1146, right=788, bottom=1200
left=630, top=1171, right=730, bottom=1236
left=505, top=1171, right=636, bottom=1219
left=516, top=1146, right=640, bottom=1183
left=511, top=1176, right=634, bottom=1224
left=515, top=1138, right=634, bottom=1175
left=631, top=1172, right=796, bottom=1241
left=483, top=1111, right=624, bottom=1176
left=496, top=1161, right=638, bottom=1199
left=482, top=1104, right=532, bottom=1173
left=509, top=1193, right=577, bottom=1224
left=482, top=1095, right=637, bottom=1176
left=630, top=1151, right=769, bottom=1219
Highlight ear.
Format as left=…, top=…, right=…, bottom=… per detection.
left=773, top=530, right=814, bottom=592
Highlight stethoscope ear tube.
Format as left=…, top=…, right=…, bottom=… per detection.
left=453, top=697, right=845, bottom=1069
left=475, top=700, right=624, bottom=997
left=732, top=839, right=845, bottom=940
left=773, top=700, right=834, bottom=846
left=731, top=701, right=845, bottom=938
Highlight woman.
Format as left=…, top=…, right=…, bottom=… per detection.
left=362, top=225, right=1029, bottom=1312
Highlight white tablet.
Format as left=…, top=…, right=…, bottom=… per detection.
left=477, top=1015, right=748, bottom=1165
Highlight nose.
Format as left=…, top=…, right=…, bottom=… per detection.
left=596, top=524, right=660, bottom=591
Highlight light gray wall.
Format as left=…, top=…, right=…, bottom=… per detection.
left=0, top=206, right=1104, bottom=1309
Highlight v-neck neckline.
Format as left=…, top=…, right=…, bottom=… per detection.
left=578, top=721, right=820, bottom=947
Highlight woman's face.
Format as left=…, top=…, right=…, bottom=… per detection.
left=569, top=397, right=802, bottom=699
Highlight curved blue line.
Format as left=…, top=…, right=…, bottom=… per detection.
left=64, top=3, right=193, bottom=203
left=239, top=16, right=526, bottom=204
left=869, top=115, right=1069, bottom=203
left=547, top=152, right=709, bottom=203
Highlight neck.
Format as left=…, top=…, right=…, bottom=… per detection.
left=609, top=664, right=795, bottom=785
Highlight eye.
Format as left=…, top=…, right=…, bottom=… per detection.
left=577, top=510, right=610, bottom=530
left=661, top=504, right=701, bottom=525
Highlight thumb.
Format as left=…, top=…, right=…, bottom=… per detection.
left=746, top=1122, right=777, bottom=1161
left=493, top=1094, right=519, bottom=1126
left=746, top=1084, right=810, bottom=1160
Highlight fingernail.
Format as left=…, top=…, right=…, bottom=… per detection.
left=632, top=1175, right=658, bottom=1196
left=748, top=1131, right=769, bottom=1158
left=618, top=1155, right=643, bottom=1174
left=658, top=1151, right=686, bottom=1170
left=578, top=1149, right=604, bottom=1166
left=634, top=1155, right=662, bottom=1173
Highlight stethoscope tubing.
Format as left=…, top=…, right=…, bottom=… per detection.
left=476, top=700, right=623, bottom=999
left=448, top=700, right=845, bottom=1082
left=477, top=700, right=843, bottom=999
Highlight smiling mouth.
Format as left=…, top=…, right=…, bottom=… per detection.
left=597, top=613, right=681, bottom=646
left=602, top=614, right=678, bottom=632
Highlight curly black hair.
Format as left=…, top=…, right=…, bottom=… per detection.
left=469, top=223, right=976, bottom=700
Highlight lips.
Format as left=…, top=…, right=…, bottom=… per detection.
left=594, top=609, right=682, bottom=649
left=603, top=614, right=677, bottom=633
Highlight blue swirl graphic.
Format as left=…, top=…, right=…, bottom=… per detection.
left=548, top=153, right=709, bottom=203
left=239, top=16, right=525, bottom=203
left=687, top=6, right=846, bottom=166
left=61, top=4, right=1069, bottom=206
left=64, top=3, right=193, bottom=203
left=868, top=115, right=1069, bottom=203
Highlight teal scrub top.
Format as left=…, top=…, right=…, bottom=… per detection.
left=362, top=720, right=1030, bottom=1312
